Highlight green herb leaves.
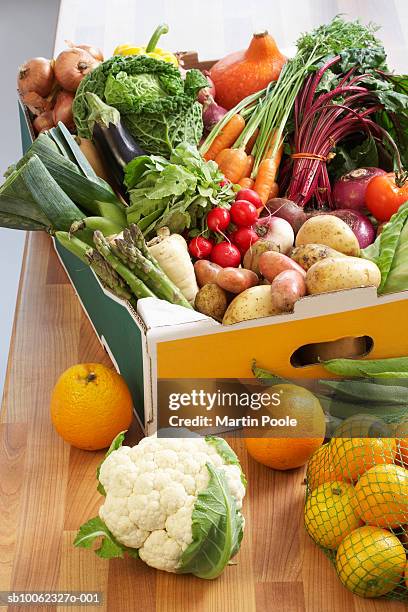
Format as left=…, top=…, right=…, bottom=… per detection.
left=124, top=143, right=235, bottom=237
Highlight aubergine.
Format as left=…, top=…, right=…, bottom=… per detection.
left=85, top=92, right=145, bottom=195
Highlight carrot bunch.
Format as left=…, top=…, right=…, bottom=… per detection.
left=200, top=87, right=284, bottom=210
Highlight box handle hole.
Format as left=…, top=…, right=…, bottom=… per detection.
left=290, top=336, right=374, bottom=368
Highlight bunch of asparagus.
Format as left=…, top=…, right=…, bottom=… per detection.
left=56, top=224, right=192, bottom=310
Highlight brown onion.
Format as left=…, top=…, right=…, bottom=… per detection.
left=53, top=90, right=75, bottom=130
left=33, top=111, right=55, bottom=134
left=21, top=91, right=52, bottom=116
left=17, top=57, right=54, bottom=97
left=65, top=39, right=104, bottom=62
left=54, top=48, right=100, bottom=91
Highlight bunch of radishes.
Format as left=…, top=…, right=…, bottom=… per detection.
left=18, top=41, right=103, bottom=134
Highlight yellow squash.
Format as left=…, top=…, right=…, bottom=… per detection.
left=114, top=24, right=178, bottom=66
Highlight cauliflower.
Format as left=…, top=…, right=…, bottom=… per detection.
left=75, top=434, right=246, bottom=579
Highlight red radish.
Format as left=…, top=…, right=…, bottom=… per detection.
left=333, top=167, right=386, bottom=212
left=235, top=188, right=263, bottom=209
left=230, top=227, right=259, bottom=254
left=254, top=216, right=294, bottom=254
left=210, top=242, right=241, bottom=267
left=230, top=200, right=258, bottom=227
left=219, top=178, right=231, bottom=187
left=189, top=236, right=213, bottom=259
left=206, top=207, right=231, bottom=232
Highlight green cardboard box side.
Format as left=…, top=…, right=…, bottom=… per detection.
left=18, top=102, right=147, bottom=426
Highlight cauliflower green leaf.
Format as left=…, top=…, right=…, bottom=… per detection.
left=96, top=431, right=126, bottom=496
left=177, top=463, right=244, bottom=579
left=74, top=516, right=139, bottom=559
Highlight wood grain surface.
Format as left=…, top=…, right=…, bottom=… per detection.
left=0, top=232, right=406, bottom=612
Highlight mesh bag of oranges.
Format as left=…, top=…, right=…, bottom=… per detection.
left=304, top=416, right=408, bottom=600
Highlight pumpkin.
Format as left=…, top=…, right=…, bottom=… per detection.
left=210, top=31, right=286, bottom=110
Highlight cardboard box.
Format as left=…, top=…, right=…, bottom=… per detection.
left=18, top=70, right=408, bottom=436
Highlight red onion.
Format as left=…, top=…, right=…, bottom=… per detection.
left=17, top=57, right=54, bottom=97
left=197, top=70, right=216, bottom=104
left=330, top=209, right=375, bottom=248
left=263, top=198, right=308, bottom=234
left=202, top=97, right=227, bottom=132
left=333, top=167, right=386, bottom=212
left=52, top=90, right=75, bottom=130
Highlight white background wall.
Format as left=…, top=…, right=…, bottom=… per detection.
left=0, top=0, right=60, bottom=397
left=1, top=0, right=408, bottom=396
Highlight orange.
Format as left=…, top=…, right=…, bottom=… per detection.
left=336, top=526, right=406, bottom=598
left=50, top=363, right=133, bottom=450
left=246, top=437, right=324, bottom=470
left=394, top=418, right=408, bottom=467
left=354, top=464, right=408, bottom=528
left=329, top=437, right=396, bottom=482
left=304, top=481, right=362, bottom=549
left=245, top=383, right=325, bottom=470
left=306, top=443, right=343, bottom=491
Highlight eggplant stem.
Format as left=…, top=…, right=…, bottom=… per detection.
left=146, top=24, right=169, bottom=53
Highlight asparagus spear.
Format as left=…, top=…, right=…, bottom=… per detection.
left=113, top=231, right=192, bottom=309
left=56, top=231, right=136, bottom=305
left=127, top=224, right=159, bottom=267
left=93, top=231, right=155, bottom=300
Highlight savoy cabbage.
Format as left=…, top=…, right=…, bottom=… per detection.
left=73, top=55, right=208, bottom=157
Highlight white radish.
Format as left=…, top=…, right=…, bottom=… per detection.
left=148, top=228, right=199, bottom=305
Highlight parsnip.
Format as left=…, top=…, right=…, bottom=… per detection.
left=148, top=228, right=199, bottom=304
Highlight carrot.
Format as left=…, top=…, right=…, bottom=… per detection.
left=214, top=148, right=231, bottom=167
left=204, top=114, right=245, bottom=161
left=240, top=154, right=254, bottom=179
left=268, top=181, right=279, bottom=199
left=216, top=148, right=248, bottom=183
left=245, top=129, right=259, bottom=154
left=254, top=158, right=279, bottom=205
left=238, top=177, right=255, bottom=189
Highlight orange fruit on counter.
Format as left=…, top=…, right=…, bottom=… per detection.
left=306, top=443, right=343, bottom=490
left=335, top=525, right=406, bottom=598
left=50, top=363, right=133, bottom=450
left=329, top=437, right=396, bottom=482
left=304, top=481, right=363, bottom=549
left=245, top=383, right=325, bottom=470
left=354, top=464, right=408, bottom=529
left=246, top=437, right=324, bottom=470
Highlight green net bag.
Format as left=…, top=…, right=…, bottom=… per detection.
left=304, top=416, right=408, bottom=600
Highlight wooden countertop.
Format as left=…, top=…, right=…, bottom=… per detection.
left=1, top=232, right=406, bottom=611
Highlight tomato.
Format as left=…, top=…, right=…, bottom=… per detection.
left=210, top=242, right=241, bottom=267
left=206, top=207, right=231, bottom=232
left=365, top=173, right=408, bottom=222
left=188, top=236, right=213, bottom=259
left=230, top=227, right=259, bottom=254
left=235, top=188, right=263, bottom=209
left=230, top=200, right=258, bottom=227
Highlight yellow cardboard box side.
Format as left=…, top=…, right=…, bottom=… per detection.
left=157, top=300, right=408, bottom=379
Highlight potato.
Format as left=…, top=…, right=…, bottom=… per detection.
left=295, top=215, right=360, bottom=256
left=290, top=243, right=346, bottom=271
left=222, top=285, right=280, bottom=325
left=270, top=270, right=306, bottom=312
left=217, top=267, right=259, bottom=294
left=194, top=260, right=222, bottom=288
left=194, top=284, right=228, bottom=321
left=243, top=239, right=278, bottom=276
left=258, top=251, right=306, bottom=283
left=306, top=257, right=381, bottom=295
